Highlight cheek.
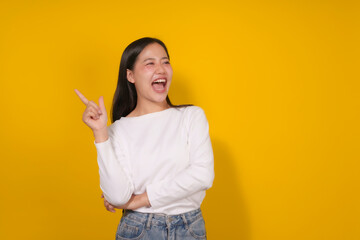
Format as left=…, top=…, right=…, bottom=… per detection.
left=134, top=67, right=153, bottom=80
left=144, top=65, right=155, bottom=71
left=166, top=65, right=173, bottom=76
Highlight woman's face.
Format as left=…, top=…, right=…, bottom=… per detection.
left=127, top=43, right=173, bottom=104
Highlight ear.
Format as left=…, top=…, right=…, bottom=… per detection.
left=127, top=69, right=135, bottom=83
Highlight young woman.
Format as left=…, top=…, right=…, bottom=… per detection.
left=75, top=37, right=214, bottom=240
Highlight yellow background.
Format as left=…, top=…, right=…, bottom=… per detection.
left=1, top=0, right=359, bottom=239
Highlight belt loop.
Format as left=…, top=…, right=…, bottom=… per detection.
left=181, top=214, right=189, bottom=229
left=146, top=213, right=153, bottom=230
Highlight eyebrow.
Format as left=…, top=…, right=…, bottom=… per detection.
left=143, top=57, right=169, bottom=62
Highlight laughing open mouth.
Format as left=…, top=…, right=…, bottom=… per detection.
left=151, top=78, right=167, bottom=93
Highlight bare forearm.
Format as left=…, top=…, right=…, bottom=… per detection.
left=115, top=192, right=151, bottom=210
left=94, top=127, right=108, bottom=143
left=136, top=192, right=151, bottom=208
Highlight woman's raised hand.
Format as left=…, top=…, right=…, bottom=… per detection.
left=75, top=89, right=109, bottom=142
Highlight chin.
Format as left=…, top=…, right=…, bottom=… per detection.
left=151, top=93, right=168, bottom=103
left=153, top=96, right=168, bottom=103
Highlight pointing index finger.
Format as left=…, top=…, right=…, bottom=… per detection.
left=74, top=89, right=89, bottom=105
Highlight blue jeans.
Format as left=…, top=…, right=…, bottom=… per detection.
left=116, top=208, right=207, bottom=240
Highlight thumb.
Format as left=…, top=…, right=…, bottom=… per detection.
left=98, top=96, right=106, bottom=114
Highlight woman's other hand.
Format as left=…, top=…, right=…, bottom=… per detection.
left=101, top=192, right=151, bottom=212
left=117, top=192, right=151, bottom=210
left=101, top=193, right=117, bottom=213
left=74, top=89, right=108, bottom=142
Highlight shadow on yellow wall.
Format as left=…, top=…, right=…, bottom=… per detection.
left=203, top=139, right=251, bottom=239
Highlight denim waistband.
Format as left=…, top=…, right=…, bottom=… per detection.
left=122, top=208, right=203, bottom=229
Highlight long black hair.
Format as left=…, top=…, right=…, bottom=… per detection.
left=111, top=37, right=191, bottom=123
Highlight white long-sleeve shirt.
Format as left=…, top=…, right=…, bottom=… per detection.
left=94, top=106, right=214, bottom=215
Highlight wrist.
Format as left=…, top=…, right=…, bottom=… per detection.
left=93, top=127, right=108, bottom=143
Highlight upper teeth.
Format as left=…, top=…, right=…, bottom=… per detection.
left=154, top=79, right=166, bottom=83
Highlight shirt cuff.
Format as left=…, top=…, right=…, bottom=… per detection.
left=94, top=138, right=111, bottom=148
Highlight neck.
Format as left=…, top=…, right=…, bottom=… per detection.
left=131, top=98, right=170, bottom=117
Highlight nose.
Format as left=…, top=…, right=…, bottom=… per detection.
left=155, top=62, right=165, bottom=74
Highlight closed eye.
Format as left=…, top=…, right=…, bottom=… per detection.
left=146, top=62, right=154, bottom=65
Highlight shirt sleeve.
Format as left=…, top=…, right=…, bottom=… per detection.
left=146, top=106, right=215, bottom=209
left=94, top=124, right=134, bottom=206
